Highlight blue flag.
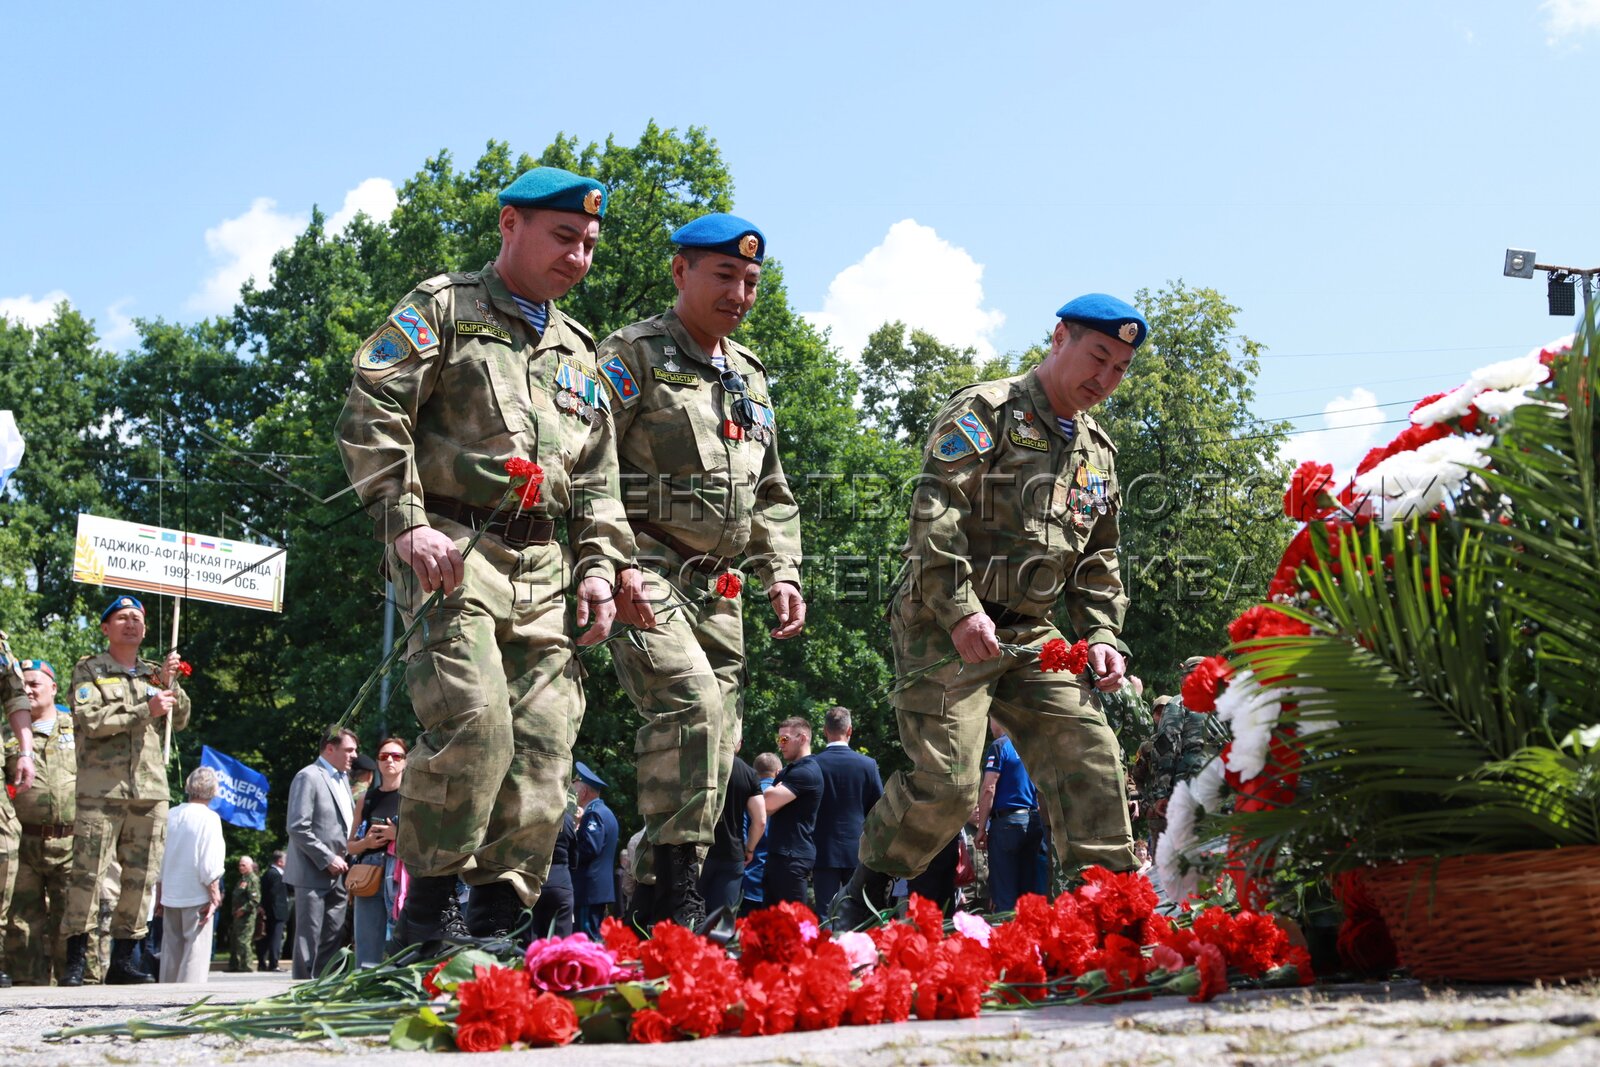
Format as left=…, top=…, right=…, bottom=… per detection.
left=201, top=745, right=269, bottom=830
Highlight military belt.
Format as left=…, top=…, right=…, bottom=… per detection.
left=427, top=496, right=555, bottom=548
left=980, top=599, right=1043, bottom=628
left=20, top=822, right=74, bottom=839
left=635, top=523, right=729, bottom=574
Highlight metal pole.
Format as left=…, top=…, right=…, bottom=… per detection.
left=378, top=581, right=396, bottom=736
left=1583, top=272, right=1594, bottom=312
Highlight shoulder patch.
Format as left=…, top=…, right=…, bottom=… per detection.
left=954, top=410, right=994, bottom=454
left=355, top=325, right=417, bottom=375
left=933, top=429, right=977, bottom=462
left=75, top=683, right=94, bottom=703
left=600, top=355, right=641, bottom=405
left=390, top=304, right=439, bottom=353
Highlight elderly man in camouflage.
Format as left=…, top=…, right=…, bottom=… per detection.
left=3, top=660, right=76, bottom=985
left=60, top=595, right=190, bottom=985
left=832, top=294, right=1147, bottom=928
left=337, top=168, right=641, bottom=949
left=595, top=213, right=805, bottom=928
left=1, top=632, right=33, bottom=988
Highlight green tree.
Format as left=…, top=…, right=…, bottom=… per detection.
left=1091, top=281, right=1291, bottom=696
left=858, top=322, right=987, bottom=442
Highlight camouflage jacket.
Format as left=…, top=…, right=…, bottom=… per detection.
left=596, top=310, right=802, bottom=587
left=232, top=871, right=260, bottom=916
left=69, top=652, right=191, bottom=802
left=1132, top=698, right=1217, bottom=807
left=3, top=710, right=75, bottom=826
left=0, top=631, right=27, bottom=718
left=899, top=369, right=1128, bottom=647
left=336, top=262, right=634, bottom=585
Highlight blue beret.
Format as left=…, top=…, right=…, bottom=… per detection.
left=1056, top=293, right=1149, bottom=350
left=19, top=658, right=54, bottom=680
left=101, top=595, right=145, bottom=622
left=498, top=167, right=607, bottom=219
left=671, top=213, right=765, bottom=263
left=574, top=761, right=608, bottom=790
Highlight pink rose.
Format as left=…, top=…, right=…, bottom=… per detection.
left=523, top=933, right=618, bottom=992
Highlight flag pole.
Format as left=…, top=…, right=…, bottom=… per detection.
left=165, top=597, right=181, bottom=762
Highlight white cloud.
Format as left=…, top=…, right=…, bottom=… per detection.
left=1542, top=0, right=1600, bottom=42
left=0, top=290, right=71, bottom=328
left=328, top=177, right=398, bottom=233
left=804, top=219, right=1005, bottom=362
left=186, top=197, right=308, bottom=315
left=1278, top=387, right=1386, bottom=479
left=100, top=298, right=138, bottom=350
left=186, top=177, right=396, bottom=315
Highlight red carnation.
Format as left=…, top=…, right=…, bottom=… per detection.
left=1189, top=942, right=1228, bottom=1002
left=844, top=965, right=889, bottom=1026
left=176, top=659, right=194, bottom=678
left=600, top=916, right=642, bottom=960
left=870, top=921, right=932, bottom=971
left=739, top=962, right=799, bottom=1036
left=630, top=1008, right=676, bottom=1043
left=735, top=900, right=816, bottom=974
left=422, top=959, right=450, bottom=997
left=906, top=894, right=945, bottom=940
left=1180, top=655, right=1233, bottom=712
left=505, top=456, right=544, bottom=508
left=795, top=941, right=852, bottom=1031
left=1283, top=460, right=1335, bottom=522
left=1227, top=605, right=1311, bottom=646
left=523, top=992, right=580, bottom=1047
left=1038, top=637, right=1069, bottom=672
left=714, top=571, right=742, bottom=598
left=1075, top=866, right=1159, bottom=935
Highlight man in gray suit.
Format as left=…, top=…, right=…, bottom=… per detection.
left=285, top=728, right=357, bottom=979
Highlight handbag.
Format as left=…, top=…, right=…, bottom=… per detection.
left=345, top=859, right=383, bottom=898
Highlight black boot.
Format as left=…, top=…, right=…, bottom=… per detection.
left=828, top=864, right=894, bottom=931
left=61, top=933, right=89, bottom=986
left=106, top=937, right=156, bottom=984
left=390, top=875, right=511, bottom=961
left=464, top=881, right=525, bottom=940
left=622, top=877, right=657, bottom=933
left=656, top=844, right=706, bottom=930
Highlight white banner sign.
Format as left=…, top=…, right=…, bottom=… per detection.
left=72, top=513, right=285, bottom=612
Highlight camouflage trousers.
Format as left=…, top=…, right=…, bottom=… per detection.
left=392, top=519, right=582, bottom=907
left=3, top=832, right=72, bottom=984
left=0, top=802, right=16, bottom=974
left=858, top=593, right=1135, bottom=879
left=229, top=909, right=258, bottom=971
left=612, top=546, right=744, bottom=865
left=62, top=798, right=166, bottom=940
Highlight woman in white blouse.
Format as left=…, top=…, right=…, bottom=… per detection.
left=158, top=766, right=226, bottom=983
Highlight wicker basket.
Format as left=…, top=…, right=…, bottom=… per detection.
left=1361, top=846, right=1600, bottom=982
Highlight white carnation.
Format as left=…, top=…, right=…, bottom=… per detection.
left=1155, top=780, right=1200, bottom=906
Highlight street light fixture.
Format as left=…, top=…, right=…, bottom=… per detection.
left=1503, top=247, right=1598, bottom=316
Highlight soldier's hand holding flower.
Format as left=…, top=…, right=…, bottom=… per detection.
left=1088, top=643, right=1126, bottom=690
left=148, top=689, right=176, bottom=719
left=952, top=612, right=1002, bottom=664
left=768, top=581, right=806, bottom=640
left=614, top=567, right=658, bottom=630
left=11, top=749, right=35, bottom=791
left=574, top=576, right=617, bottom=646
left=157, top=650, right=182, bottom=688
left=397, top=524, right=466, bottom=594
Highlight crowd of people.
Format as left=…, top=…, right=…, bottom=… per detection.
left=4, top=164, right=1191, bottom=983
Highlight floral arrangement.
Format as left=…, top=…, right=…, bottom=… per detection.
left=1155, top=327, right=1600, bottom=916
left=51, top=871, right=1310, bottom=1051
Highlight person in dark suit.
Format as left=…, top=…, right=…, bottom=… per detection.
left=526, top=811, right=576, bottom=938
left=257, top=850, right=289, bottom=971
left=284, top=728, right=357, bottom=980
left=571, top=763, right=618, bottom=938
left=810, top=706, right=884, bottom=911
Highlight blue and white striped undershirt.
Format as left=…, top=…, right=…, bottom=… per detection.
left=1056, top=416, right=1076, bottom=440
left=510, top=294, right=549, bottom=336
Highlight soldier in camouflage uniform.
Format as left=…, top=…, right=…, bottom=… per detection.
left=834, top=294, right=1148, bottom=927
left=336, top=168, right=640, bottom=948
left=60, top=595, right=190, bottom=986
left=3, top=660, right=76, bottom=984
left=227, top=855, right=260, bottom=972
left=595, top=213, right=806, bottom=928
left=0, top=631, right=30, bottom=988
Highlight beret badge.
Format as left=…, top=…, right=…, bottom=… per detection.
left=1118, top=322, right=1139, bottom=343
left=739, top=234, right=760, bottom=259
left=582, top=189, right=603, bottom=216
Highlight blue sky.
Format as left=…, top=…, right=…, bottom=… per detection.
left=4, top=1, right=1599, bottom=473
